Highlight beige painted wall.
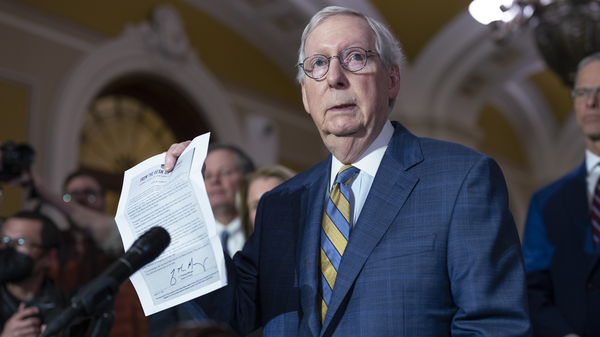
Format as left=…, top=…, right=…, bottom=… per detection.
left=0, top=78, right=28, bottom=217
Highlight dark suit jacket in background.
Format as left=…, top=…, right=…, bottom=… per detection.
left=522, top=161, right=600, bottom=337
left=187, top=121, right=531, bottom=336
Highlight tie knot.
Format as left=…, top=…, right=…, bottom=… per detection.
left=335, top=165, right=359, bottom=186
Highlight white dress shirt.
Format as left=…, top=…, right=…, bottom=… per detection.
left=215, top=217, right=245, bottom=255
left=586, top=149, right=600, bottom=209
left=329, top=120, right=394, bottom=228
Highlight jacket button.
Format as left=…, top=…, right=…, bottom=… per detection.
left=587, top=283, right=596, bottom=290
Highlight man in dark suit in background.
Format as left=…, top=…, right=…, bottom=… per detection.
left=165, top=6, right=531, bottom=336
left=522, top=53, right=600, bottom=337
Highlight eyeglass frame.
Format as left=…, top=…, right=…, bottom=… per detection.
left=204, top=166, right=242, bottom=182
left=1, top=236, right=46, bottom=251
left=571, top=86, right=600, bottom=100
left=298, top=46, right=380, bottom=80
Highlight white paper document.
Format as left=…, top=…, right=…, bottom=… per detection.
left=114, top=132, right=227, bottom=316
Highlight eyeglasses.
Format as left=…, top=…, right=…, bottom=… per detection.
left=63, top=189, right=101, bottom=204
left=204, top=167, right=241, bottom=182
left=571, top=87, right=600, bottom=101
left=1, top=236, right=45, bottom=250
left=299, top=47, right=379, bottom=80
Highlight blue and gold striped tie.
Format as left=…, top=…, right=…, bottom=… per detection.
left=318, top=164, right=359, bottom=324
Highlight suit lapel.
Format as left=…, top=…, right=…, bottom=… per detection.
left=575, top=161, right=600, bottom=277
left=566, top=162, right=591, bottom=247
left=321, top=123, right=423, bottom=333
left=298, top=158, right=331, bottom=337
left=559, top=161, right=600, bottom=281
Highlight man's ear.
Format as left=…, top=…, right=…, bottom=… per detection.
left=388, top=64, right=400, bottom=101
left=301, top=81, right=311, bottom=115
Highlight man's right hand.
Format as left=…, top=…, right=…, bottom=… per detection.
left=0, top=303, right=42, bottom=337
left=164, top=140, right=191, bottom=172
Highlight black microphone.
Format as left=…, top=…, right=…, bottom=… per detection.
left=41, top=226, right=171, bottom=337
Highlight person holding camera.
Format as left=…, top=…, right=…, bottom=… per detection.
left=0, top=211, right=69, bottom=337
left=0, top=141, right=35, bottom=225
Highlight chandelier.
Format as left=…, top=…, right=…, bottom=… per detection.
left=469, top=0, right=600, bottom=86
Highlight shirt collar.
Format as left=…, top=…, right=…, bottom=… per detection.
left=586, top=149, right=600, bottom=175
left=330, top=120, right=394, bottom=188
left=215, top=217, right=242, bottom=234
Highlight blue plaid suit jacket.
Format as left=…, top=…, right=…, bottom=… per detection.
left=187, top=121, right=531, bottom=336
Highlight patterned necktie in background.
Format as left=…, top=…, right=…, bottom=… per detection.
left=318, top=164, right=360, bottom=324
left=591, top=178, right=600, bottom=249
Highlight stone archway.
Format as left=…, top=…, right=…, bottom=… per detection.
left=394, top=10, right=584, bottom=231
left=47, top=5, right=242, bottom=191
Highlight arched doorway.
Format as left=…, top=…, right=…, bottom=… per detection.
left=48, top=5, right=242, bottom=198
left=77, top=75, right=210, bottom=214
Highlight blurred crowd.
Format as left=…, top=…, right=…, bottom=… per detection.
left=0, top=141, right=293, bottom=337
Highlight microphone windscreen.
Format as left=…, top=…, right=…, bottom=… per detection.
left=127, top=226, right=171, bottom=271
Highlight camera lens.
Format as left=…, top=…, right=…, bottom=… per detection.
left=0, top=142, right=35, bottom=182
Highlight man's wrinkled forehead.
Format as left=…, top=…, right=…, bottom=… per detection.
left=576, top=60, right=600, bottom=87
left=305, top=14, right=374, bottom=53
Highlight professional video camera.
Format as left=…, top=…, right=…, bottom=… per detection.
left=0, top=141, right=35, bottom=182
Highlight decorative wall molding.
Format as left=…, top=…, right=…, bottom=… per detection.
left=222, top=80, right=325, bottom=168
left=398, top=11, right=584, bottom=172
left=47, top=5, right=242, bottom=190
left=138, top=5, right=194, bottom=65
left=394, top=10, right=584, bottom=230
left=223, top=81, right=315, bottom=133
left=0, top=68, right=40, bottom=148
left=0, top=7, right=96, bottom=53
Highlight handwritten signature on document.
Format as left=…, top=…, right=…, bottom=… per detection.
left=170, top=256, right=209, bottom=286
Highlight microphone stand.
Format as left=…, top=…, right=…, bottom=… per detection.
left=79, top=277, right=119, bottom=337
left=83, top=299, right=115, bottom=337
left=42, top=226, right=171, bottom=337
left=66, top=295, right=116, bottom=337
left=42, top=271, right=121, bottom=337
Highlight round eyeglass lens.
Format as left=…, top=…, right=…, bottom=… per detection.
left=341, top=48, right=367, bottom=71
left=305, top=55, right=329, bottom=79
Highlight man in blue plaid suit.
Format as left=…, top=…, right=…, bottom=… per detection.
left=165, top=6, right=531, bottom=337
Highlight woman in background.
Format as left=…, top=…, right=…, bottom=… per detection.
left=238, top=165, right=295, bottom=237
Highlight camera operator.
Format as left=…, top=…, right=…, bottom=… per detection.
left=1, top=140, right=122, bottom=258
left=2, top=141, right=146, bottom=337
left=0, top=141, right=35, bottom=225
left=27, top=171, right=123, bottom=259
left=0, top=211, right=68, bottom=337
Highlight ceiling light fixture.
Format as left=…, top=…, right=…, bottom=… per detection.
left=469, top=0, right=600, bottom=86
